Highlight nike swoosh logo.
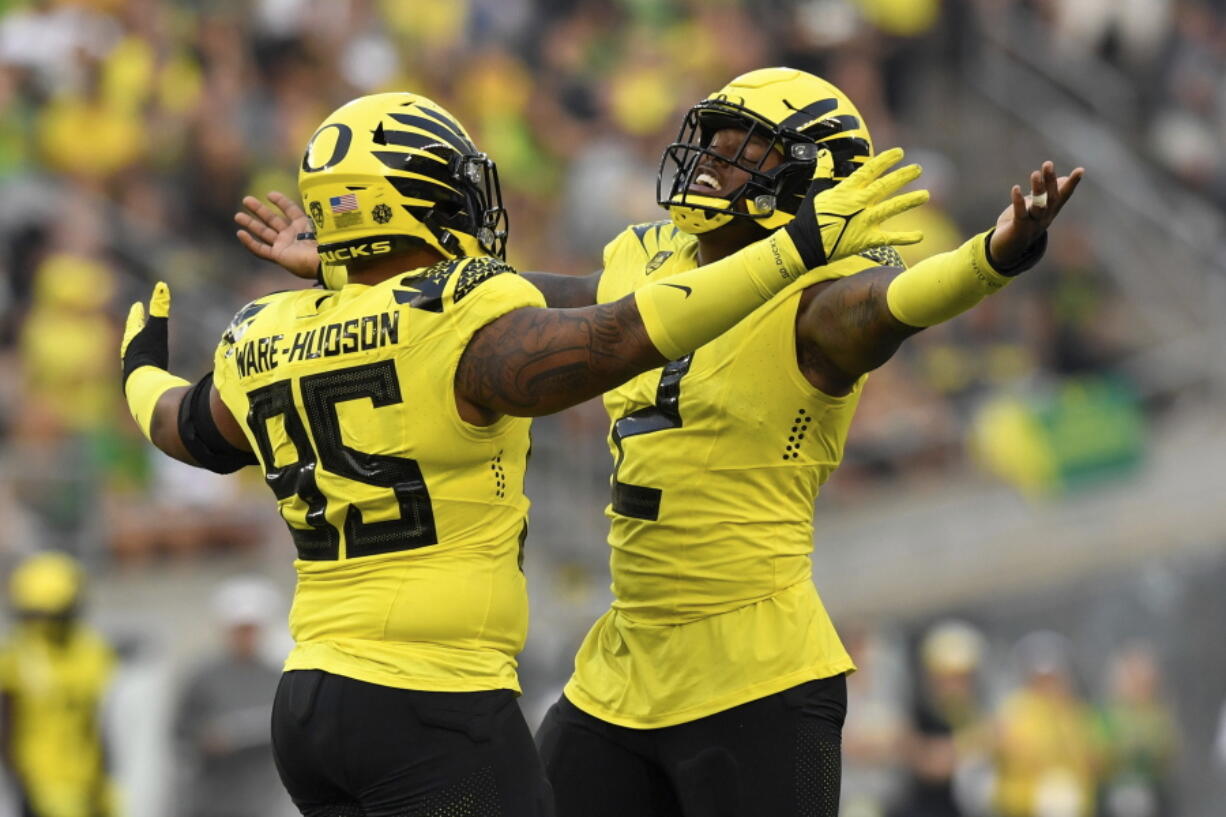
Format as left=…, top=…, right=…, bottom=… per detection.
left=660, top=283, right=692, bottom=298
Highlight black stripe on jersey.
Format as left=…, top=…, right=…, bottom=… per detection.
left=612, top=483, right=663, bottom=521
left=631, top=220, right=670, bottom=249
left=387, top=113, right=474, bottom=156
left=394, top=265, right=453, bottom=313
left=609, top=354, right=693, bottom=521
left=222, top=300, right=272, bottom=346
left=233, top=300, right=269, bottom=326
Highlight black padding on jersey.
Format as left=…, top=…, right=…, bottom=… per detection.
left=178, top=373, right=258, bottom=474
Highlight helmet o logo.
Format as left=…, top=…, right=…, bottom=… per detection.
left=302, top=123, right=353, bottom=173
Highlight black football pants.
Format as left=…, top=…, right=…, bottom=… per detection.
left=536, top=674, right=846, bottom=817
left=271, top=669, right=554, bottom=817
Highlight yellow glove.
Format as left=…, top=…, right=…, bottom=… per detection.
left=781, top=146, right=928, bottom=268
left=121, top=282, right=188, bottom=439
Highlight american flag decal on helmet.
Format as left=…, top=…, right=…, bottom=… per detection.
left=330, top=194, right=359, bottom=214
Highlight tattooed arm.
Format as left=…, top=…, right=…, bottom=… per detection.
left=521, top=270, right=602, bottom=309
left=456, top=298, right=663, bottom=423
left=796, top=160, right=1084, bottom=396
left=793, top=267, right=918, bottom=397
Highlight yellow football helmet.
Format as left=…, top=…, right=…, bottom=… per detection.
left=10, top=552, right=82, bottom=617
left=659, top=67, right=874, bottom=234
left=299, top=92, right=507, bottom=264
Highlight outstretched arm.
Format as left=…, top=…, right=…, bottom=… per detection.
left=521, top=270, right=602, bottom=308
left=236, top=191, right=609, bottom=308
left=237, top=192, right=611, bottom=308
left=456, top=147, right=931, bottom=419
left=456, top=298, right=659, bottom=421
left=796, top=161, right=1085, bottom=395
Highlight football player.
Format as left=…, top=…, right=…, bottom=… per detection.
left=0, top=552, right=119, bottom=817
left=122, top=90, right=926, bottom=817
left=534, top=69, right=1081, bottom=817
left=239, top=69, right=1083, bottom=817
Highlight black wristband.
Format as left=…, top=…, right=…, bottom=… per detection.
left=984, top=229, right=1048, bottom=277
left=121, top=314, right=169, bottom=389
left=782, top=186, right=829, bottom=270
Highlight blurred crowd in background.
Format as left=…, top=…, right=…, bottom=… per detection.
left=3, top=0, right=1219, bottom=552
left=0, top=0, right=1223, bottom=816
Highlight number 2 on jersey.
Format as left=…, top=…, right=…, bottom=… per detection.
left=246, top=360, right=438, bottom=560
left=610, top=354, right=693, bottom=521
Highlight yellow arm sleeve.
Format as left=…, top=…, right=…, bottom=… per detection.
left=884, top=230, right=1013, bottom=328
left=125, top=366, right=189, bottom=440
left=634, top=231, right=807, bottom=360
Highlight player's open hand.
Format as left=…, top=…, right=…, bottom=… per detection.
left=121, top=282, right=172, bottom=385
left=989, top=162, right=1085, bottom=269
left=234, top=191, right=320, bottom=280
left=783, top=147, right=929, bottom=269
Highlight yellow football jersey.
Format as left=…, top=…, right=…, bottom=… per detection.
left=566, top=222, right=892, bottom=728
left=213, top=257, right=545, bottom=693
left=0, top=624, right=115, bottom=817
